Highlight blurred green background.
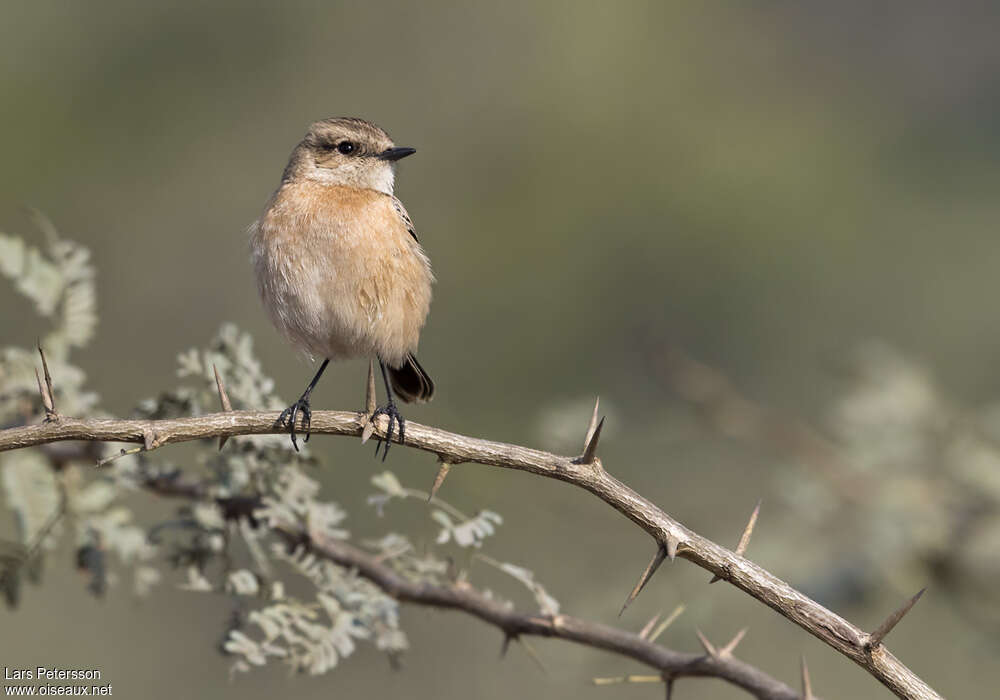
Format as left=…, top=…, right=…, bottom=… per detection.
left=2, top=1, right=998, bottom=697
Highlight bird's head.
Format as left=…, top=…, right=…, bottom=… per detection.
left=282, top=117, right=415, bottom=194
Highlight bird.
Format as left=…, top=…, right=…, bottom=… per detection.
left=249, top=117, right=434, bottom=458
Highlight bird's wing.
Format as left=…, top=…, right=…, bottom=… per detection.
left=390, top=195, right=419, bottom=243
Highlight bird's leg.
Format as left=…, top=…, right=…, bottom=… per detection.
left=371, top=358, right=405, bottom=461
left=278, top=359, right=330, bottom=451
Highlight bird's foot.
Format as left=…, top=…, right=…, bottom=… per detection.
left=371, top=401, right=405, bottom=461
left=277, top=393, right=313, bottom=452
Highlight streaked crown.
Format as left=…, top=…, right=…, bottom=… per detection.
left=282, top=117, right=415, bottom=194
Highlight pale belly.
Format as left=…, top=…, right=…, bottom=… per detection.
left=249, top=219, right=432, bottom=365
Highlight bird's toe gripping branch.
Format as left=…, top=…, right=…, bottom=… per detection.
left=370, top=401, right=405, bottom=461
left=363, top=358, right=407, bottom=461
left=278, top=394, right=314, bottom=452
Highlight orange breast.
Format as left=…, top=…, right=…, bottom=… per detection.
left=252, top=181, right=433, bottom=364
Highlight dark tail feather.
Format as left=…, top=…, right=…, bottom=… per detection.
left=389, top=354, right=434, bottom=404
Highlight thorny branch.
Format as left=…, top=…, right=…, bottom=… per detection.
left=138, top=468, right=802, bottom=699
left=288, top=529, right=801, bottom=698
left=0, top=393, right=939, bottom=698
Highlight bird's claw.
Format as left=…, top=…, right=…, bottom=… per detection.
left=371, top=401, right=405, bottom=461
left=278, top=394, right=313, bottom=452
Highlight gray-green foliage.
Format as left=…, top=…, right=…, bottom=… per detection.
left=770, top=341, right=1000, bottom=628
left=0, top=214, right=109, bottom=605
left=0, top=223, right=557, bottom=675
left=0, top=212, right=97, bottom=420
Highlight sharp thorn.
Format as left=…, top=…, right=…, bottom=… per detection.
left=720, top=627, right=747, bottom=656
left=639, top=611, right=662, bottom=640
left=623, top=675, right=661, bottom=683
left=361, top=361, right=379, bottom=444
left=647, top=604, right=685, bottom=643
left=869, top=587, right=926, bottom=647
left=35, top=345, right=57, bottom=419
left=579, top=416, right=605, bottom=465
left=800, top=656, right=813, bottom=700
left=365, top=359, right=377, bottom=416
left=711, top=499, right=760, bottom=583
left=213, top=364, right=233, bottom=450
left=213, top=364, right=233, bottom=411
left=666, top=536, right=679, bottom=561
left=34, top=368, right=53, bottom=414
left=695, top=628, right=718, bottom=658
left=735, top=499, right=761, bottom=557
left=37, top=345, right=55, bottom=407
left=361, top=418, right=376, bottom=444
left=37, top=343, right=52, bottom=382
left=584, top=397, right=600, bottom=449
left=592, top=677, right=625, bottom=686
left=619, top=544, right=667, bottom=616
left=500, top=632, right=514, bottom=659
left=429, top=461, right=452, bottom=502
left=518, top=637, right=547, bottom=675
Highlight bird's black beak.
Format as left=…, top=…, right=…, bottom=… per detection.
left=378, top=146, right=417, bottom=162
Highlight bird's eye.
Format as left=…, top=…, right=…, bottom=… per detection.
left=336, top=141, right=355, bottom=155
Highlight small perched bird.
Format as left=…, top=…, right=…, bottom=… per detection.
left=249, top=117, right=434, bottom=457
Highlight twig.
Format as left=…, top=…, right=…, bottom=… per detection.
left=269, top=517, right=803, bottom=699
left=136, top=469, right=799, bottom=697
left=0, top=409, right=940, bottom=699
left=23, top=493, right=66, bottom=563
left=2, top=480, right=68, bottom=587
left=95, top=446, right=143, bottom=468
